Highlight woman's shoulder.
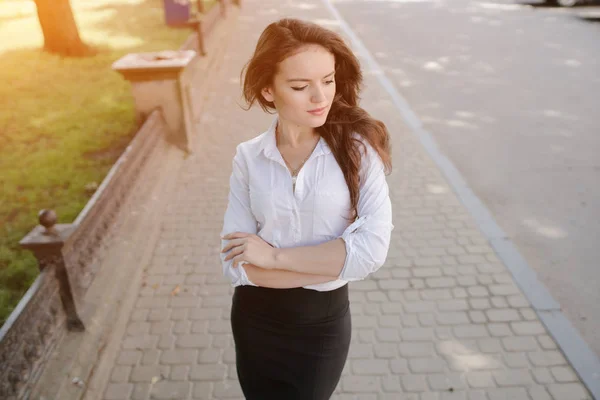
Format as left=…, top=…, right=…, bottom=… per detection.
left=234, top=129, right=271, bottom=158
left=351, top=132, right=376, bottom=157
left=351, top=132, right=385, bottom=174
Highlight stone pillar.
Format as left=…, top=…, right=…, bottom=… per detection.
left=112, top=50, right=198, bottom=153
left=19, top=210, right=84, bottom=332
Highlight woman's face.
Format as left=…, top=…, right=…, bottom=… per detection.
left=262, top=44, right=336, bottom=129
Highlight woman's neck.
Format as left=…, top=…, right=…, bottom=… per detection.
left=276, top=119, right=319, bottom=148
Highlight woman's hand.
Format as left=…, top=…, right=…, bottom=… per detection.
left=221, top=232, right=276, bottom=269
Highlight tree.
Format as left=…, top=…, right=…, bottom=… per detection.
left=34, top=0, right=93, bottom=57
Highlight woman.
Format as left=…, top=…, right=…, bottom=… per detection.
left=220, top=18, right=393, bottom=400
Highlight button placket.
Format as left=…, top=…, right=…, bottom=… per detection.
left=291, top=206, right=301, bottom=242
left=293, top=167, right=305, bottom=199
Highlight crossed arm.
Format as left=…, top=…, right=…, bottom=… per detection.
left=221, top=234, right=347, bottom=289
left=243, top=264, right=336, bottom=289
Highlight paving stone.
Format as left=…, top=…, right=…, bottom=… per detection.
left=171, top=365, right=190, bottom=381
left=373, top=343, right=399, bottom=358
left=352, top=359, right=390, bottom=375
left=141, top=349, right=160, bottom=365
left=130, top=365, right=169, bottom=383
left=548, top=383, right=591, bottom=400
left=551, top=366, right=579, bottom=382
left=190, top=364, right=228, bottom=381
left=176, top=334, right=211, bottom=348
left=436, top=311, right=470, bottom=325
left=427, top=372, right=467, bottom=391
left=528, top=386, right=553, bottom=400
left=110, top=366, right=131, bottom=383
left=487, top=309, right=521, bottom=322
left=122, top=334, right=159, bottom=350
left=149, top=381, right=191, bottom=399
left=466, top=371, right=495, bottom=388
left=401, top=374, right=427, bottom=392
left=504, top=353, right=531, bottom=368
left=192, top=382, right=213, bottom=399
left=341, top=376, right=380, bottom=393
left=213, top=381, right=244, bottom=398
left=116, top=350, right=142, bottom=366
left=104, top=383, right=133, bottom=400
left=453, top=324, right=489, bottom=338
left=487, top=387, right=529, bottom=400
left=502, top=336, right=539, bottom=352
left=160, top=349, right=198, bottom=365
left=131, top=383, right=150, bottom=400
left=493, top=369, right=534, bottom=386
left=408, top=357, right=447, bottom=373
left=529, top=351, right=568, bottom=367
left=438, top=299, right=469, bottom=311
left=511, top=321, right=546, bottom=335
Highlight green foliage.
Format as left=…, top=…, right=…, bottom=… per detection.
left=0, top=0, right=192, bottom=326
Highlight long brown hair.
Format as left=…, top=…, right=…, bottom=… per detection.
left=241, top=18, right=391, bottom=220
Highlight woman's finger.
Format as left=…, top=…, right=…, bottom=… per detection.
left=232, top=254, right=245, bottom=268
left=221, top=238, right=245, bottom=254
left=224, top=244, right=244, bottom=262
left=222, top=232, right=250, bottom=240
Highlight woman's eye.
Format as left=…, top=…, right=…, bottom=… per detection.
left=325, top=80, right=335, bottom=85
left=291, top=86, right=308, bottom=91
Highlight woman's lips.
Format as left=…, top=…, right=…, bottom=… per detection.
left=308, top=106, right=327, bottom=116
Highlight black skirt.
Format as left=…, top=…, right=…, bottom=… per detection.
left=231, top=284, right=351, bottom=400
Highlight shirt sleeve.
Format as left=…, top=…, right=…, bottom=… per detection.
left=220, top=144, right=258, bottom=287
left=338, top=140, right=394, bottom=281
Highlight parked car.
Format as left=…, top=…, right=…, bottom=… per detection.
left=545, top=0, right=598, bottom=6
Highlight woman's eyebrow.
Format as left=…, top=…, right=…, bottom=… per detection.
left=286, top=71, right=335, bottom=83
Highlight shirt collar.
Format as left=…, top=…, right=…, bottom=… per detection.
left=260, top=115, right=332, bottom=162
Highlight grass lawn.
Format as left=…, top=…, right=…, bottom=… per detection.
left=0, top=0, right=215, bottom=327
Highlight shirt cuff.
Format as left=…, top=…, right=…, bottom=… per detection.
left=338, top=216, right=368, bottom=281
left=238, top=262, right=258, bottom=287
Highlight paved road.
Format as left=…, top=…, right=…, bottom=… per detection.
left=81, top=1, right=595, bottom=399
left=331, top=0, right=600, bottom=356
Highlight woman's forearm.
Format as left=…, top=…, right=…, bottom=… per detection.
left=270, top=238, right=347, bottom=277
left=244, top=264, right=336, bottom=289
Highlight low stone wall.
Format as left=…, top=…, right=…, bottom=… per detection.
left=0, top=263, right=64, bottom=398
left=0, top=110, right=169, bottom=400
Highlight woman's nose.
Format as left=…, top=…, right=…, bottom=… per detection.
left=311, top=85, right=326, bottom=103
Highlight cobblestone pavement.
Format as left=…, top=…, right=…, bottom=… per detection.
left=94, top=0, right=593, bottom=399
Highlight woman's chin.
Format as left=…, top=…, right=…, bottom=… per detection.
left=306, top=113, right=330, bottom=128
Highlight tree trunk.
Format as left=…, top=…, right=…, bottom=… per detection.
left=34, top=0, right=91, bottom=57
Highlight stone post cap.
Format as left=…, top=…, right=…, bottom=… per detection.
left=39, top=209, right=57, bottom=230
left=19, top=210, right=75, bottom=250
left=112, top=50, right=197, bottom=81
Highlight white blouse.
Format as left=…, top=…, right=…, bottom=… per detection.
left=220, top=116, right=394, bottom=291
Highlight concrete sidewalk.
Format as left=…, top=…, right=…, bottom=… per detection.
left=85, top=0, right=593, bottom=399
